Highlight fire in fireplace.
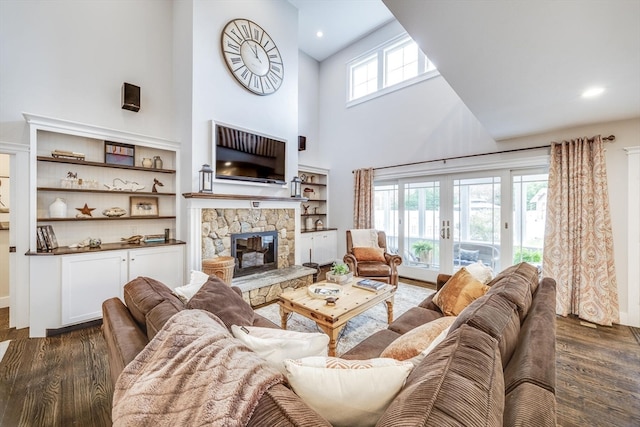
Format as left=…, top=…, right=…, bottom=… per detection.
left=231, top=230, right=278, bottom=277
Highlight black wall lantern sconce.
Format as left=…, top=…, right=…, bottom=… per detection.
left=290, top=176, right=302, bottom=198
left=199, top=164, right=213, bottom=193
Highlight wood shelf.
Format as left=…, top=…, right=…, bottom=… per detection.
left=183, top=192, right=307, bottom=202
left=301, top=213, right=327, bottom=216
left=37, top=187, right=176, bottom=196
left=301, top=182, right=327, bottom=187
left=37, top=156, right=176, bottom=174
left=37, top=216, right=176, bottom=222
left=26, top=239, right=185, bottom=256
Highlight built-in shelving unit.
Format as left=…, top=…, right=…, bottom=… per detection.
left=24, top=113, right=186, bottom=337
left=298, top=165, right=338, bottom=265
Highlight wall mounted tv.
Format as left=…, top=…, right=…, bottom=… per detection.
left=214, top=123, right=286, bottom=185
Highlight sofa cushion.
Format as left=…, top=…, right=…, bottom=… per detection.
left=231, top=325, right=329, bottom=374
left=246, top=383, right=332, bottom=427
left=340, top=329, right=401, bottom=360
left=123, top=276, right=185, bottom=332
left=459, top=248, right=480, bottom=262
left=450, top=293, right=521, bottom=367
left=376, top=324, right=504, bottom=427
left=380, top=316, right=456, bottom=361
left=145, top=300, right=185, bottom=340
left=356, top=261, right=391, bottom=276
left=504, top=382, right=557, bottom=427
left=388, top=306, right=444, bottom=335
left=487, top=262, right=538, bottom=321
left=504, top=277, right=557, bottom=395
left=432, top=268, right=490, bottom=316
left=284, top=356, right=413, bottom=427
left=186, top=275, right=255, bottom=328
left=352, top=246, right=386, bottom=262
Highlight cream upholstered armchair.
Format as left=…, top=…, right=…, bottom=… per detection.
left=343, top=230, right=402, bottom=286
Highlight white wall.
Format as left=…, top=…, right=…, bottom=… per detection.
left=315, top=20, right=497, bottom=246
left=313, top=20, right=639, bottom=324
left=184, top=0, right=299, bottom=197
left=0, top=0, right=176, bottom=143
left=298, top=51, right=320, bottom=160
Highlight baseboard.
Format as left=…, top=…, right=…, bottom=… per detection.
left=619, top=310, right=640, bottom=328
left=0, top=296, right=9, bottom=309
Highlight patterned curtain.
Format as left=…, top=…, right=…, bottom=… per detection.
left=543, top=135, right=619, bottom=326
left=353, top=168, right=374, bottom=229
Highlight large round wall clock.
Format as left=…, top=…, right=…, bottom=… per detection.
left=221, top=19, right=284, bottom=96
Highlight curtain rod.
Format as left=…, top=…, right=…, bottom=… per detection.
left=353, top=134, right=615, bottom=173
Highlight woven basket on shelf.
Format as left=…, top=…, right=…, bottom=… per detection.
left=202, top=256, right=235, bottom=286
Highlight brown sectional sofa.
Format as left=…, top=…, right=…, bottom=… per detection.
left=102, top=262, right=556, bottom=426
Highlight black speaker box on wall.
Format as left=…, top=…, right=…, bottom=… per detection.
left=298, top=135, right=306, bottom=151
left=122, top=82, right=140, bottom=112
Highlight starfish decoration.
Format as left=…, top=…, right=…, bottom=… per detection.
left=76, top=203, right=96, bottom=217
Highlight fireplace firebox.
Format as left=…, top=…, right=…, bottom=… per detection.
left=231, top=230, right=278, bottom=277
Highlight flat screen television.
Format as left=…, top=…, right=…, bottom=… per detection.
left=215, top=123, right=286, bottom=184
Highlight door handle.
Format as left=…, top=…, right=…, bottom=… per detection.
left=440, top=228, right=446, bottom=239
left=9, top=246, right=16, bottom=253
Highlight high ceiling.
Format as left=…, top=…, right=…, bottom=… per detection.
left=292, top=0, right=640, bottom=141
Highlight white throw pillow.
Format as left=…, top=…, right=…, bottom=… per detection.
left=465, top=261, right=494, bottom=285
left=231, top=325, right=329, bottom=374
left=173, top=270, right=210, bottom=302
left=284, top=357, right=413, bottom=427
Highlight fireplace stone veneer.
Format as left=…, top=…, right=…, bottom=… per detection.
left=201, top=208, right=295, bottom=269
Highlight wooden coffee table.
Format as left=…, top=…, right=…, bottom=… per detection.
left=278, top=278, right=396, bottom=356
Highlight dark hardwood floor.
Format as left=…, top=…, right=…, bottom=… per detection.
left=0, top=307, right=638, bottom=427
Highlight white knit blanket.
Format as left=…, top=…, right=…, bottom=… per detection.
left=112, top=310, right=284, bottom=427
left=350, top=228, right=380, bottom=248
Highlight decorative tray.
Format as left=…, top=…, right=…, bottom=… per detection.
left=307, top=283, right=343, bottom=299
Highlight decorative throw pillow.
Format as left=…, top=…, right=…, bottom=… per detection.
left=284, top=357, right=413, bottom=427
left=173, top=270, right=210, bottom=302
left=352, top=246, right=386, bottom=262
left=465, top=261, right=494, bottom=285
left=433, top=268, right=490, bottom=316
left=231, top=325, right=329, bottom=374
left=459, top=248, right=480, bottom=262
left=186, top=276, right=255, bottom=328
left=380, top=316, right=457, bottom=362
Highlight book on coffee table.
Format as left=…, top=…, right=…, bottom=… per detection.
left=353, top=279, right=387, bottom=292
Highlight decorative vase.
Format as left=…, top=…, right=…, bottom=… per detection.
left=142, top=158, right=153, bottom=168
left=49, top=197, right=67, bottom=218
left=305, top=216, right=314, bottom=231
left=153, top=155, right=163, bottom=169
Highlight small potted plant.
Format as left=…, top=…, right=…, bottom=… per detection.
left=326, top=261, right=353, bottom=284
left=412, top=240, right=434, bottom=265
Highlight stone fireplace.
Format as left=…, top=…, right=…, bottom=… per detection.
left=201, top=207, right=295, bottom=270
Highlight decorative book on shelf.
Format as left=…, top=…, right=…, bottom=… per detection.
left=353, top=279, right=387, bottom=292
left=36, top=225, right=58, bottom=252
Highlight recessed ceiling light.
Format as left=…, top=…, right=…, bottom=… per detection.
left=582, top=87, right=605, bottom=98
left=316, top=31, right=323, bottom=38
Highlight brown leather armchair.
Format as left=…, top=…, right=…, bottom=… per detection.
left=343, top=230, right=402, bottom=286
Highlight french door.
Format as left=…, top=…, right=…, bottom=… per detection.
left=375, top=168, right=547, bottom=282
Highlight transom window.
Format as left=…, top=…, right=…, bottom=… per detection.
left=348, top=34, right=438, bottom=105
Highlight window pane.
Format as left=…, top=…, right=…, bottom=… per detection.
left=384, top=40, right=419, bottom=87
left=374, top=183, right=399, bottom=253
left=350, top=55, right=377, bottom=100
left=453, top=176, right=501, bottom=271
left=404, top=181, right=440, bottom=270
left=512, top=173, right=548, bottom=268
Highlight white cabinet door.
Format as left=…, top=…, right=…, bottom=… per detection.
left=61, top=251, right=127, bottom=325
left=313, top=230, right=338, bottom=265
left=128, top=245, right=185, bottom=289
left=299, top=234, right=314, bottom=264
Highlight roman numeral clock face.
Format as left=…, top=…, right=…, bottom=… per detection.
left=222, top=19, right=284, bottom=95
